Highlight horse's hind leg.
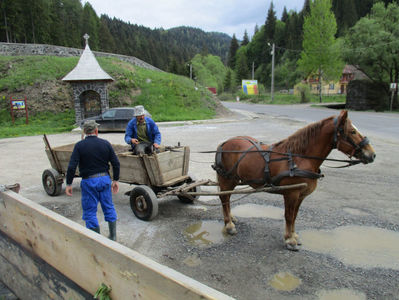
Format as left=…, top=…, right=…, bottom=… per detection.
left=218, top=175, right=237, bottom=235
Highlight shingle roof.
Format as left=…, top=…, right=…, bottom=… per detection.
left=62, top=43, right=113, bottom=82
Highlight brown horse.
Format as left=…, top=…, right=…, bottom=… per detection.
left=213, top=110, right=376, bottom=251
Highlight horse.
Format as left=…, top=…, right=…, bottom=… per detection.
left=212, top=110, right=376, bottom=251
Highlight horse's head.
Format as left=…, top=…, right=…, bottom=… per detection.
left=333, top=110, right=376, bottom=164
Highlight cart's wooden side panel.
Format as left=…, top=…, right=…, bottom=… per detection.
left=0, top=190, right=234, bottom=300
left=155, top=147, right=188, bottom=183
left=117, top=153, right=150, bottom=185
left=0, top=230, right=92, bottom=300
left=44, top=143, right=75, bottom=175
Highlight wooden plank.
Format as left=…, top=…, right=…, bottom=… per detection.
left=0, top=231, right=92, bottom=300
left=182, top=146, right=190, bottom=176
left=161, top=168, right=185, bottom=182
left=0, top=191, right=234, bottom=300
left=142, top=155, right=162, bottom=186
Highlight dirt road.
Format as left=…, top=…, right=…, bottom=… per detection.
left=1, top=107, right=398, bottom=299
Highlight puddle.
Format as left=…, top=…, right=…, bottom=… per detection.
left=184, top=221, right=228, bottom=247
left=317, top=288, right=366, bottom=300
left=342, top=207, right=370, bottom=216
left=183, top=254, right=201, bottom=267
left=269, top=272, right=301, bottom=291
left=231, top=204, right=284, bottom=219
left=301, top=225, right=399, bottom=270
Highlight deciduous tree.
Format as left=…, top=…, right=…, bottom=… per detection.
left=297, top=0, right=343, bottom=102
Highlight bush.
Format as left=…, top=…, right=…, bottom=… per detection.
left=296, top=83, right=311, bottom=103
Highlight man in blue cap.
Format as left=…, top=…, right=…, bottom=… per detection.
left=124, top=105, right=161, bottom=154
left=66, top=120, right=120, bottom=241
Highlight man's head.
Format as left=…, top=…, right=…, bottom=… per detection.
left=134, top=105, right=145, bottom=123
left=83, top=120, right=99, bottom=134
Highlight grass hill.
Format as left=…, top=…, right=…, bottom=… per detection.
left=0, top=55, right=228, bottom=138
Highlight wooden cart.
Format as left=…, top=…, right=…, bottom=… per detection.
left=42, top=134, right=199, bottom=220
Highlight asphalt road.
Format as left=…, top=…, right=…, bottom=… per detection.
left=1, top=103, right=398, bottom=300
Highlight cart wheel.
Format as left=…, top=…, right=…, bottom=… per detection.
left=42, top=168, right=63, bottom=196
left=130, top=185, right=158, bottom=221
left=178, top=177, right=201, bottom=204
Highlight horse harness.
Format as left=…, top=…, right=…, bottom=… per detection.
left=212, top=137, right=323, bottom=187
left=332, top=116, right=370, bottom=157
left=212, top=115, right=371, bottom=186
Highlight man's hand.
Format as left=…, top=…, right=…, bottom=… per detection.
left=112, top=181, right=119, bottom=194
left=153, top=143, right=160, bottom=148
left=66, top=185, right=73, bottom=196
left=131, top=138, right=139, bottom=145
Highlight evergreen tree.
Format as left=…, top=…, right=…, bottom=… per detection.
left=298, top=0, right=344, bottom=102
left=241, top=30, right=249, bottom=46
left=223, top=69, right=233, bottom=92
left=99, top=16, right=116, bottom=53
left=333, top=0, right=358, bottom=37
left=254, top=24, right=259, bottom=35
left=281, top=7, right=289, bottom=23
left=227, top=34, right=239, bottom=69
left=235, top=49, right=249, bottom=85
left=82, top=2, right=100, bottom=49
left=264, top=2, right=277, bottom=41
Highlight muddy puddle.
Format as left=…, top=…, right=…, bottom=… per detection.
left=184, top=220, right=228, bottom=248
left=269, top=271, right=301, bottom=291
left=301, top=225, right=399, bottom=269
left=231, top=204, right=284, bottom=219
left=316, top=288, right=366, bottom=300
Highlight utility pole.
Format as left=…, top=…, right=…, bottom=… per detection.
left=271, top=43, right=275, bottom=102
left=252, top=61, right=254, bottom=80
left=189, top=64, right=192, bottom=80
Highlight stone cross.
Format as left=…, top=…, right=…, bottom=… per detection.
left=83, top=33, right=90, bottom=45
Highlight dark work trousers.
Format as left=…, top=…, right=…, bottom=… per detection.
left=80, top=175, right=117, bottom=229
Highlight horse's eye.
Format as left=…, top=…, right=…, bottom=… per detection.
left=351, top=129, right=356, bottom=135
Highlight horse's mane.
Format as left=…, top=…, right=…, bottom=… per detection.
left=274, top=116, right=333, bottom=154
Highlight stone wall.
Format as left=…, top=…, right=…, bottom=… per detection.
left=346, top=80, right=389, bottom=111
left=0, top=42, right=162, bottom=71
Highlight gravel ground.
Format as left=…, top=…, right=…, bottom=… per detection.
left=1, top=108, right=398, bottom=300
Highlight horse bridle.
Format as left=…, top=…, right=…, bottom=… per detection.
left=332, top=116, right=370, bottom=157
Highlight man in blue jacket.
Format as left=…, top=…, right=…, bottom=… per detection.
left=124, top=105, right=161, bottom=154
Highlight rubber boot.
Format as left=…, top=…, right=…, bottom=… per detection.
left=108, top=221, right=116, bottom=241
left=90, top=227, right=100, bottom=233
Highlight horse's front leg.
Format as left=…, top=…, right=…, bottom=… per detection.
left=291, top=194, right=306, bottom=246
left=283, top=193, right=300, bottom=251
left=220, top=194, right=236, bottom=235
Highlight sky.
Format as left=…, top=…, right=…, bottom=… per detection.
left=85, top=0, right=305, bottom=40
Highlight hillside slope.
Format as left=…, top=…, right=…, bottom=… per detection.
left=0, top=55, right=229, bottom=122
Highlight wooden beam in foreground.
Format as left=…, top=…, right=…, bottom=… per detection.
left=0, top=190, right=235, bottom=300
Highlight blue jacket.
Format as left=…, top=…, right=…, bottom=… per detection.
left=124, top=117, right=161, bottom=146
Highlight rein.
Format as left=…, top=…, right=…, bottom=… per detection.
left=178, top=148, right=362, bottom=167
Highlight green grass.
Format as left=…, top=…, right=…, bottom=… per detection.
left=0, top=56, right=78, bottom=91
left=0, top=109, right=75, bottom=138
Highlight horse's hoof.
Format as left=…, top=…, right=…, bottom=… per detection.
left=286, top=243, right=299, bottom=251
left=225, top=226, right=237, bottom=235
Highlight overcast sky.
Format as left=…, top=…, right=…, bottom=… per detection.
left=85, top=0, right=304, bottom=39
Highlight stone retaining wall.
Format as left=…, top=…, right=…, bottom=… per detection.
left=0, top=42, right=162, bottom=72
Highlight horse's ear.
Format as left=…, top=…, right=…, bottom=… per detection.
left=338, top=110, right=348, bottom=126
